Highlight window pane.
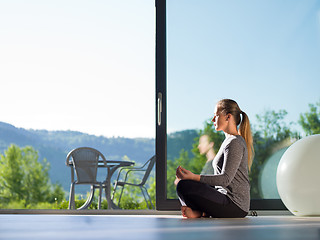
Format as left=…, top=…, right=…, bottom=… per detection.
left=166, top=0, right=320, bottom=200
left=0, top=0, right=155, bottom=209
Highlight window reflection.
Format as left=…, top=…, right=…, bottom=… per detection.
left=166, top=0, right=320, bottom=200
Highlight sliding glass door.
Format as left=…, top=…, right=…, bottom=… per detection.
left=156, top=0, right=320, bottom=210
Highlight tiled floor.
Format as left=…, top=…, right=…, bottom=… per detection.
left=1, top=214, right=320, bottom=240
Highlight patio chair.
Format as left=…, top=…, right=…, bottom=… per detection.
left=66, top=147, right=107, bottom=210
left=111, top=155, right=156, bottom=209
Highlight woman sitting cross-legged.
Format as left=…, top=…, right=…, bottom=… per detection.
left=176, top=99, right=254, bottom=218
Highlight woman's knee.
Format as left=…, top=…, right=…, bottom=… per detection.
left=176, top=179, right=188, bottom=195
left=176, top=179, right=203, bottom=196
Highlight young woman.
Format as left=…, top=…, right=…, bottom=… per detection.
left=176, top=99, right=254, bottom=218
left=198, top=134, right=216, bottom=175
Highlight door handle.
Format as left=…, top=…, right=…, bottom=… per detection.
left=157, top=92, right=162, bottom=126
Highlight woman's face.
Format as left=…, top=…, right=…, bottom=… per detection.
left=198, top=135, right=212, bottom=155
left=211, top=106, right=228, bottom=132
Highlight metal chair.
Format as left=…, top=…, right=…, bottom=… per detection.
left=111, top=155, right=156, bottom=209
left=66, top=147, right=107, bottom=210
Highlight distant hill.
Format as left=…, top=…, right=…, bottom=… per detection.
left=0, top=122, right=155, bottom=191
left=167, top=129, right=199, bottom=161
left=0, top=121, right=199, bottom=192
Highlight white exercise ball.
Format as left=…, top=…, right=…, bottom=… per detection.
left=276, top=134, right=320, bottom=216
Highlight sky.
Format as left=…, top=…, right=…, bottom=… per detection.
left=167, top=0, right=320, bottom=135
left=0, top=0, right=319, bottom=139
left=0, top=0, right=156, bottom=138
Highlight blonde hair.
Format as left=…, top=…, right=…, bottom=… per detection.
left=217, top=99, right=254, bottom=170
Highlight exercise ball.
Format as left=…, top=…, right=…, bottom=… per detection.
left=276, top=134, right=320, bottom=216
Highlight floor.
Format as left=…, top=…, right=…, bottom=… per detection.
left=1, top=213, right=320, bottom=240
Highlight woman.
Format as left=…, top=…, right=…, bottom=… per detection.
left=176, top=99, right=254, bottom=218
left=198, top=134, right=216, bottom=175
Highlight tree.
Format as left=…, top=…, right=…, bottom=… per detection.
left=167, top=149, right=192, bottom=199
left=0, top=144, right=25, bottom=202
left=255, top=109, right=294, bottom=141
left=0, top=144, right=64, bottom=206
left=298, top=101, right=320, bottom=135
left=250, top=109, right=298, bottom=198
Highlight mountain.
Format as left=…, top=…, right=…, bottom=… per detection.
left=0, top=121, right=155, bottom=192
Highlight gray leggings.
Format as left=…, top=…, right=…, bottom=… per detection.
left=176, top=180, right=248, bottom=218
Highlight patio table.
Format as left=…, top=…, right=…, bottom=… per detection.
left=67, top=159, right=134, bottom=209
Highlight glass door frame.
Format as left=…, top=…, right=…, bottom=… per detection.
left=155, top=0, right=286, bottom=211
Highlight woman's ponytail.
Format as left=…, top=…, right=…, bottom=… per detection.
left=238, top=111, right=254, bottom=171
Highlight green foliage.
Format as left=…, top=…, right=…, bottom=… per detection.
left=298, top=101, right=320, bottom=135
left=250, top=110, right=299, bottom=198
left=147, top=176, right=156, bottom=206
left=167, top=150, right=191, bottom=199
left=48, top=184, right=66, bottom=203
left=0, top=144, right=65, bottom=207
left=254, top=109, right=296, bottom=140
left=111, top=167, right=156, bottom=209
left=0, top=199, right=60, bottom=209
left=117, top=192, right=148, bottom=210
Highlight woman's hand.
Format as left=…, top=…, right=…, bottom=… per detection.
left=176, top=166, right=200, bottom=181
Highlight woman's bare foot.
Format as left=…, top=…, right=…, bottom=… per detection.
left=181, top=206, right=202, bottom=218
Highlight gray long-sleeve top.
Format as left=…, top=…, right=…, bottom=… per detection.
left=200, top=135, right=250, bottom=212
